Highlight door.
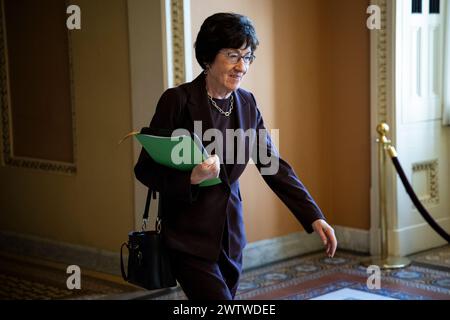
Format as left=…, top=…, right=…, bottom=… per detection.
left=393, top=0, right=450, bottom=255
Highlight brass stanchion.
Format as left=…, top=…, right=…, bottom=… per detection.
left=361, top=123, right=411, bottom=269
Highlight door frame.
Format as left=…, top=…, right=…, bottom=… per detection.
left=369, top=0, right=398, bottom=256
left=128, top=0, right=192, bottom=229
left=127, top=0, right=166, bottom=229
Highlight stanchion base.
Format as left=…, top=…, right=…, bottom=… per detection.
left=360, top=256, right=411, bottom=269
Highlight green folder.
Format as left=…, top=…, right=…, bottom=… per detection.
left=134, top=133, right=222, bottom=187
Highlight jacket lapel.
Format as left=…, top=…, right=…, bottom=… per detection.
left=227, top=89, right=251, bottom=183
left=186, top=74, right=231, bottom=187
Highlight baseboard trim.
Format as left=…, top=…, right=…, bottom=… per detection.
left=0, top=231, right=121, bottom=276
left=334, top=225, right=370, bottom=254
left=0, top=226, right=370, bottom=274
left=242, top=231, right=323, bottom=270
left=390, top=217, right=450, bottom=256
left=242, top=225, right=370, bottom=270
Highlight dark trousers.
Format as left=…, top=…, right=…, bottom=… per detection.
left=168, top=217, right=243, bottom=300
left=169, top=248, right=242, bottom=300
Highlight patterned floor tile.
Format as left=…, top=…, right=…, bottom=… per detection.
left=150, top=247, right=450, bottom=300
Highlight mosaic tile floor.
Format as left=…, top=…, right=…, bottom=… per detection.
left=148, top=245, right=450, bottom=300
left=409, top=245, right=450, bottom=270
left=0, top=252, right=143, bottom=300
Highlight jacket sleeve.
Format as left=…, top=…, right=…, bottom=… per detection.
left=134, top=88, right=199, bottom=203
left=250, top=94, right=325, bottom=233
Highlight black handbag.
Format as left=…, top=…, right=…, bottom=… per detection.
left=120, top=189, right=177, bottom=290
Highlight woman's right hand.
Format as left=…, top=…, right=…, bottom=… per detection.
left=190, top=154, right=220, bottom=185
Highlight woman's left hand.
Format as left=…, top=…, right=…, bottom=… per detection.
left=312, top=219, right=337, bottom=258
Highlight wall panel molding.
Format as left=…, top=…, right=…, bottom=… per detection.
left=0, top=0, right=77, bottom=175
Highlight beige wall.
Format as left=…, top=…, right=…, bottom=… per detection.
left=321, top=0, right=371, bottom=230
left=0, top=0, right=135, bottom=252
left=190, top=0, right=370, bottom=242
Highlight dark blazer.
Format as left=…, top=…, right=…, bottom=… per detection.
left=134, top=73, right=325, bottom=261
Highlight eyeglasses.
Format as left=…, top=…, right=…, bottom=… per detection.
left=222, top=50, right=256, bottom=65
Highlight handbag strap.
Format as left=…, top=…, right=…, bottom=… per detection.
left=120, top=242, right=128, bottom=280
left=142, top=189, right=161, bottom=232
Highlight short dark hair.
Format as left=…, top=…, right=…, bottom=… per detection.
left=194, top=13, right=259, bottom=69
